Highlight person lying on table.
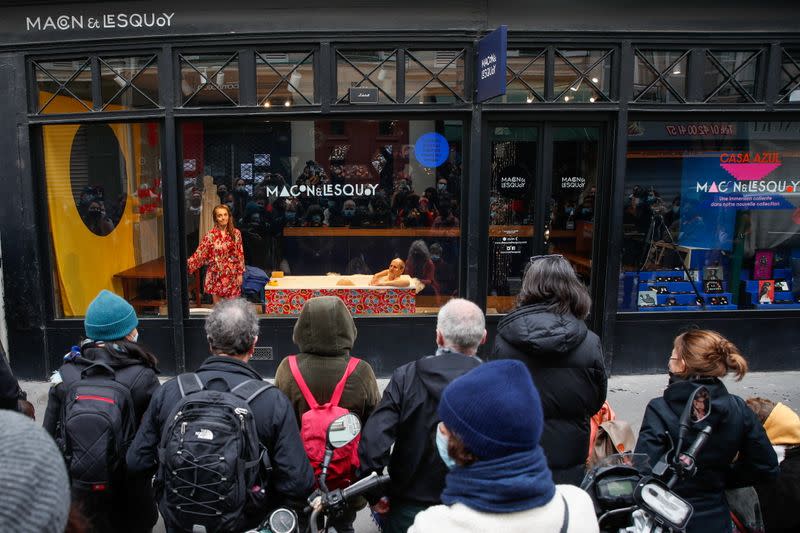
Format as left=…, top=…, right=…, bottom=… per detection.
left=370, top=258, right=411, bottom=287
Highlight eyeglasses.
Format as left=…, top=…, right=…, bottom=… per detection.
left=529, top=254, right=564, bottom=263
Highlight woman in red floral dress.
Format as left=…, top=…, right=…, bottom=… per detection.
left=188, top=204, right=245, bottom=303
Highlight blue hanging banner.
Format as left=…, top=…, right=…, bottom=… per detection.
left=476, top=25, right=508, bottom=103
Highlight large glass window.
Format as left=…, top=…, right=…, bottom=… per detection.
left=43, top=122, right=166, bottom=317
left=181, top=119, right=462, bottom=316
left=621, top=120, right=800, bottom=312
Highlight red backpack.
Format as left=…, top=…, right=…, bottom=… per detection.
left=288, top=355, right=361, bottom=489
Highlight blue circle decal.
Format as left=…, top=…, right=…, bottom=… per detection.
left=414, top=133, right=449, bottom=168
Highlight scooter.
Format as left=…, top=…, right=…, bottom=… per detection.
left=249, top=412, right=390, bottom=533
left=581, top=385, right=713, bottom=533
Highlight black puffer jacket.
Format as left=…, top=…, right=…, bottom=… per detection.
left=357, top=350, right=482, bottom=505
left=635, top=377, right=779, bottom=533
left=491, top=304, right=606, bottom=485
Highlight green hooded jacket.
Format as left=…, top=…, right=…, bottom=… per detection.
left=275, top=296, right=380, bottom=427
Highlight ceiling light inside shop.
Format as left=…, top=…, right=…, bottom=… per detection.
left=564, top=95, right=570, bottom=102
left=284, top=100, right=291, bottom=107
left=526, top=94, right=534, bottom=103
left=263, top=101, right=271, bottom=108
left=589, top=96, right=596, bottom=103
left=591, top=77, right=599, bottom=83
left=673, top=67, right=682, bottom=75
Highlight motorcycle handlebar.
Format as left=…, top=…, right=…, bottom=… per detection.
left=342, top=472, right=390, bottom=500
left=685, top=426, right=712, bottom=458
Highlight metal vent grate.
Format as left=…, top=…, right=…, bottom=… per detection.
left=252, top=346, right=273, bottom=360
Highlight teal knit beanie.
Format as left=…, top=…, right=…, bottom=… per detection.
left=84, top=289, right=138, bottom=341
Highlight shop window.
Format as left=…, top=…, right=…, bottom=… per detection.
left=180, top=119, right=462, bottom=316
left=620, top=120, right=800, bottom=313
left=336, top=50, right=398, bottom=103
left=487, top=49, right=546, bottom=104
left=99, top=55, right=159, bottom=111
left=43, top=122, right=166, bottom=318
left=703, top=50, right=763, bottom=103
left=778, top=48, right=800, bottom=104
left=404, top=50, right=467, bottom=104
left=632, top=50, right=688, bottom=103
left=179, top=52, right=240, bottom=106
left=256, top=51, right=316, bottom=107
left=34, top=58, right=93, bottom=114
left=487, top=126, right=538, bottom=314
left=554, top=49, right=613, bottom=103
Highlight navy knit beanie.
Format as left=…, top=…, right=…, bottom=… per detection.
left=439, top=359, right=544, bottom=460
left=84, top=289, right=138, bottom=341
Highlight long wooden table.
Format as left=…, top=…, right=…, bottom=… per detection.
left=114, top=257, right=201, bottom=312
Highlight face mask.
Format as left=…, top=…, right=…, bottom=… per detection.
left=236, top=186, right=247, bottom=193
left=225, top=202, right=234, bottom=210
left=437, top=183, right=447, bottom=192
left=286, top=211, right=296, bottom=221
left=343, top=209, right=355, bottom=217
left=129, top=331, right=139, bottom=343
left=672, top=206, right=680, bottom=214
left=431, top=255, right=441, bottom=261
left=581, top=208, right=591, bottom=216
left=436, top=425, right=457, bottom=470
left=311, top=216, right=322, bottom=224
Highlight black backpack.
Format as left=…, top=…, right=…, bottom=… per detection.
left=157, top=373, right=273, bottom=533
left=57, top=360, right=137, bottom=492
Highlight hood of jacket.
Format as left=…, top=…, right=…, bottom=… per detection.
left=79, top=344, right=147, bottom=369
left=414, top=350, right=482, bottom=401
left=496, top=303, right=588, bottom=356
left=661, top=376, right=733, bottom=429
left=292, top=296, right=357, bottom=357
left=764, top=402, right=800, bottom=446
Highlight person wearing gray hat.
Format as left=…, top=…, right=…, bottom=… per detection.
left=43, top=289, right=160, bottom=533
left=0, top=410, right=71, bottom=533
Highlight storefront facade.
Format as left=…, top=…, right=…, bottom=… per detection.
left=2, top=1, right=799, bottom=378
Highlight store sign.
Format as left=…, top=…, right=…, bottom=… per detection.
left=265, top=183, right=379, bottom=199
left=414, top=132, right=449, bottom=168
left=561, top=176, right=586, bottom=189
left=25, top=12, right=175, bottom=32
left=496, top=236, right=525, bottom=256
left=476, top=25, right=507, bottom=103
left=349, top=87, right=379, bottom=104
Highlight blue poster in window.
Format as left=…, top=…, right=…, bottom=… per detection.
left=414, top=132, right=449, bottom=168
left=476, top=25, right=507, bottom=103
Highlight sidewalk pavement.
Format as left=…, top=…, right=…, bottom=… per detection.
left=20, top=370, right=800, bottom=533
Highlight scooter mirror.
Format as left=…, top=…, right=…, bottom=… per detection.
left=327, top=413, right=362, bottom=449
left=688, top=386, right=711, bottom=424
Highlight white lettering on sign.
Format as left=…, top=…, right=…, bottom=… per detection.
left=561, top=176, right=586, bottom=189
left=480, top=53, right=497, bottom=80
left=500, top=176, right=526, bottom=189
left=26, top=12, right=175, bottom=32
left=265, top=183, right=379, bottom=199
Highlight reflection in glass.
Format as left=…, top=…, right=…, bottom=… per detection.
left=100, top=56, right=159, bottom=110
left=548, top=127, right=600, bottom=288
left=487, top=126, right=538, bottom=314
left=336, top=51, right=397, bottom=104
left=488, top=49, right=546, bottom=104
left=621, top=120, right=800, bottom=313
left=779, top=49, right=800, bottom=103
left=554, top=50, right=611, bottom=103
left=256, top=51, right=315, bottom=107
left=704, top=50, right=760, bottom=103
left=181, top=119, right=462, bottom=315
left=634, top=50, right=687, bottom=103
left=43, top=122, right=165, bottom=317
left=35, top=59, right=93, bottom=113
left=180, top=53, right=240, bottom=106
left=405, top=50, right=466, bottom=103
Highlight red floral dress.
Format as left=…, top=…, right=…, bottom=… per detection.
left=188, top=227, right=245, bottom=298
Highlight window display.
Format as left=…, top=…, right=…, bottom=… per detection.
left=181, top=119, right=462, bottom=316
left=43, top=122, right=166, bottom=317
left=620, top=120, right=800, bottom=312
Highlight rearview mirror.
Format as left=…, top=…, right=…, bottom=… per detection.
left=327, top=413, right=361, bottom=449
left=688, top=386, right=711, bottom=424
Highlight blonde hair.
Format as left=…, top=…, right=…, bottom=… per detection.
left=673, top=329, right=748, bottom=381
left=212, top=204, right=237, bottom=239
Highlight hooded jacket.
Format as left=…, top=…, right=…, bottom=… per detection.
left=357, top=350, right=482, bottom=504
left=754, top=402, right=800, bottom=533
left=491, top=303, right=607, bottom=485
left=274, top=296, right=380, bottom=426
left=635, top=377, right=779, bottom=533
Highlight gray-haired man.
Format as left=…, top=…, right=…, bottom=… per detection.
left=357, top=298, right=485, bottom=533
left=127, top=298, right=314, bottom=531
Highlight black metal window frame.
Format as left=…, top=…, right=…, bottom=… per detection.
left=552, top=47, right=616, bottom=103
left=777, top=46, right=800, bottom=104
left=30, top=52, right=162, bottom=115
left=631, top=48, right=691, bottom=104
left=254, top=49, right=316, bottom=106
left=703, top=47, right=767, bottom=104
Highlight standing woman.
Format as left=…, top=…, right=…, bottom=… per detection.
left=491, top=254, right=607, bottom=485
left=635, top=329, right=778, bottom=532
left=188, top=204, right=245, bottom=303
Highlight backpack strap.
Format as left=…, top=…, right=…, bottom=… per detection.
left=287, top=355, right=319, bottom=410
left=231, top=379, right=274, bottom=404
left=177, top=373, right=204, bottom=398
left=330, top=357, right=361, bottom=408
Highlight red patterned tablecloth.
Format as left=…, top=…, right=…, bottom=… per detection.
left=264, top=287, right=416, bottom=315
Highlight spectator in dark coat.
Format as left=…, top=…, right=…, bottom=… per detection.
left=357, top=298, right=484, bottom=533
left=43, top=289, right=160, bottom=533
left=635, top=330, right=779, bottom=533
left=490, top=254, right=606, bottom=485
left=127, top=298, right=314, bottom=530
left=745, top=396, right=800, bottom=533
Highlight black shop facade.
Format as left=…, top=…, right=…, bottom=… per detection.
left=1, top=0, right=799, bottom=379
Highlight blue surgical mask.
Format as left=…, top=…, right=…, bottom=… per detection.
left=431, top=255, right=441, bottom=261
left=343, top=209, right=355, bottom=217
left=129, top=331, right=139, bottom=343
left=437, top=183, right=447, bottom=192
left=286, top=211, right=296, bottom=221
left=436, top=424, right=457, bottom=470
